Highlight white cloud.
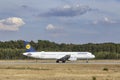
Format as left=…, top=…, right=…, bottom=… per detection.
left=46, top=24, right=67, bottom=37
left=92, top=17, right=117, bottom=25
left=0, top=17, right=25, bottom=31
left=46, top=24, right=56, bottom=31
left=63, top=5, right=71, bottom=9
left=103, top=17, right=116, bottom=23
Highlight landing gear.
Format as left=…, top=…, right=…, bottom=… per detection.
left=86, top=59, right=89, bottom=63
left=56, top=60, right=66, bottom=63
left=62, top=60, right=66, bottom=63
left=56, top=60, right=59, bottom=63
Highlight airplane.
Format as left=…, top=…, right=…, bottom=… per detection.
left=23, top=41, right=95, bottom=63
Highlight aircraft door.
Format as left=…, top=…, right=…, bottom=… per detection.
left=40, top=51, right=45, bottom=58
left=69, top=54, right=77, bottom=61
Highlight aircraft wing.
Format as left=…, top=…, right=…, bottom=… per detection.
left=56, top=54, right=77, bottom=63
left=58, top=55, right=71, bottom=61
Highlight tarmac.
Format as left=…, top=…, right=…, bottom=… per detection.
left=0, top=61, right=120, bottom=65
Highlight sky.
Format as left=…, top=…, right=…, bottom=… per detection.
left=0, top=0, right=120, bottom=44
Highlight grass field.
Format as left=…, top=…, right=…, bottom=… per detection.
left=0, top=60, right=120, bottom=80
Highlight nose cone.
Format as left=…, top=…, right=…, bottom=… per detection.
left=23, top=52, right=32, bottom=56
left=92, top=55, right=95, bottom=58
left=23, top=53, right=27, bottom=56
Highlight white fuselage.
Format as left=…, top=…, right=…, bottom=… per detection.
left=23, top=51, right=95, bottom=60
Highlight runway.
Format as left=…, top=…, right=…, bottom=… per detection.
left=0, top=61, right=120, bottom=65
left=0, top=61, right=119, bottom=80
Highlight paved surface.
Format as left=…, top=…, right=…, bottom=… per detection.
left=0, top=61, right=120, bottom=65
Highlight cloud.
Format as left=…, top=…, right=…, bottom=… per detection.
left=0, top=17, right=25, bottom=31
left=21, top=5, right=29, bottom=9
left=46, top=24, right=56, bottom=31
left=20, top=5, right=37, bottom=12
left=103, top=17, right=117, bottom=23
left=46, top=24, right=66, bottom=37
left=39, top=4, right=92, bottom=17
left=92, top=17, right=117, bottom=25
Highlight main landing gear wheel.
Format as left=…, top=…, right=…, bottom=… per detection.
left=56, top=60, right=59, bottom=63
left=62, top=60, right=66, bottom=63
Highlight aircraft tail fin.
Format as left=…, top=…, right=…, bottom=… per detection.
left=24, top=41, right=36, bottom=52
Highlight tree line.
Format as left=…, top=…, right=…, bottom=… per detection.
left=0, top=40, right=120, bottom=60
